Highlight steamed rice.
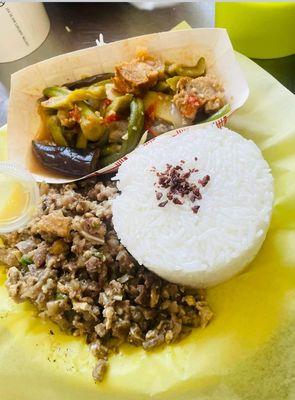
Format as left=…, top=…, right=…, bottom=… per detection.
left=112, top=126, right=274, bottom=288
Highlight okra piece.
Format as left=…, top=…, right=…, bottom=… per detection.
left=76, top=131, right=88, bottom=149
left=42, top=86, right=71, bottom=109
left=204, top=104, right=231, bottom=123
left=41, top=85, right=106, bottom=110
left=101, top=143, right=121, bottom=156
left=153, top=80, right=170, bottom=93
left=100, top=98, right=144, bottom=166
left=95, top=130, right=109, bottom=147
left=47, top=115, right=68, bottom=146
left=105, top=94, right=133, bottom=116
left=87, top=98, right=103, bottom=111
left=43, top=86, right=70, bottom=98
left=166, top=76, right=182, bottom=91
left=68, top=85, right=106, bottom=103
left=167, top=57, right=206, bottom=78
left=41, top=94, right=71, bottom=109
left=78, top=101, right=106, bottom=141
left=62, top=128, right=77, bottom=147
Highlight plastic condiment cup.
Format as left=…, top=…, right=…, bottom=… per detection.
left=0, top=162, right=39, bottom=233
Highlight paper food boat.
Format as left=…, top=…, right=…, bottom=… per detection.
left=8, top=28, right=249, bottom=184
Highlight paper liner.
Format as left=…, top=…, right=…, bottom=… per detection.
left=8, top=28, right=249, bottom=183
left=2, top=52, right=295, bottom=400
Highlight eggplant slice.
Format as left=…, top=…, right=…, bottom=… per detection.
left=65, top=73, right=114, bottom=90
left=32, top=141, right=100, bottom=177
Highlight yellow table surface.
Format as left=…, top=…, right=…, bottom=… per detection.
left=1, top=47, right=295, bottom=399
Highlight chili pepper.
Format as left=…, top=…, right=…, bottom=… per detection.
left=100, top=98, right=144, bottom=167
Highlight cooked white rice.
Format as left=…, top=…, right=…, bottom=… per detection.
left=112, top=126, right=274, bottom=288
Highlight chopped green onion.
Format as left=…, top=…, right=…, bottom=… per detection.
left=94, top=252, right=106, bottom=261
left=19, top=255, right=33, bottom=267
left=55, top=292, right=66, bottom=300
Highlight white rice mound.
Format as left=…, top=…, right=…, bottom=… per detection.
left=112, top=126, right=274, bottom=288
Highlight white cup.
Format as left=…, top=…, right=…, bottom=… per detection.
left=0, top=2, right=50, bottom=63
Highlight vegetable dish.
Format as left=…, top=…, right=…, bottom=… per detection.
left=33, top=50, right=226, bottom=177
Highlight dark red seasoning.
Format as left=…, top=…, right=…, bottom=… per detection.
left=173, top=198, right=183, bottom=205
left=192, top=186, right=202, bottom=200
left=198, top=175, right=210, bottom=187
left=183, top=171, right=191, bottom=179
left=156, top=192, right=163, bottom=201
left=153, top=158, right=210, bottom=213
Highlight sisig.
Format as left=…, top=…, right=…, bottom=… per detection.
left=0, top=178, right=212, bottom=382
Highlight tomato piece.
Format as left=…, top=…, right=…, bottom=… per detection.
left=104, top=113, right=121, bottom=123
left=103, top=98, right=112, bottom=107
left=145, top=104, right=156, bottom=120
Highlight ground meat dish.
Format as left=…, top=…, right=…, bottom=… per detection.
left=0, top=178, right=212, bottom=382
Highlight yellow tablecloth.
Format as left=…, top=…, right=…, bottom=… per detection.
left=1, top=50, right=295, bottom=399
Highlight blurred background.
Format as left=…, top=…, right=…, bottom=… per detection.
left=0, top=1, right=294, bottom=126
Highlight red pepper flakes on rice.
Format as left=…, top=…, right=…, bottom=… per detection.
left=152, top=158, right=210, bottom=212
